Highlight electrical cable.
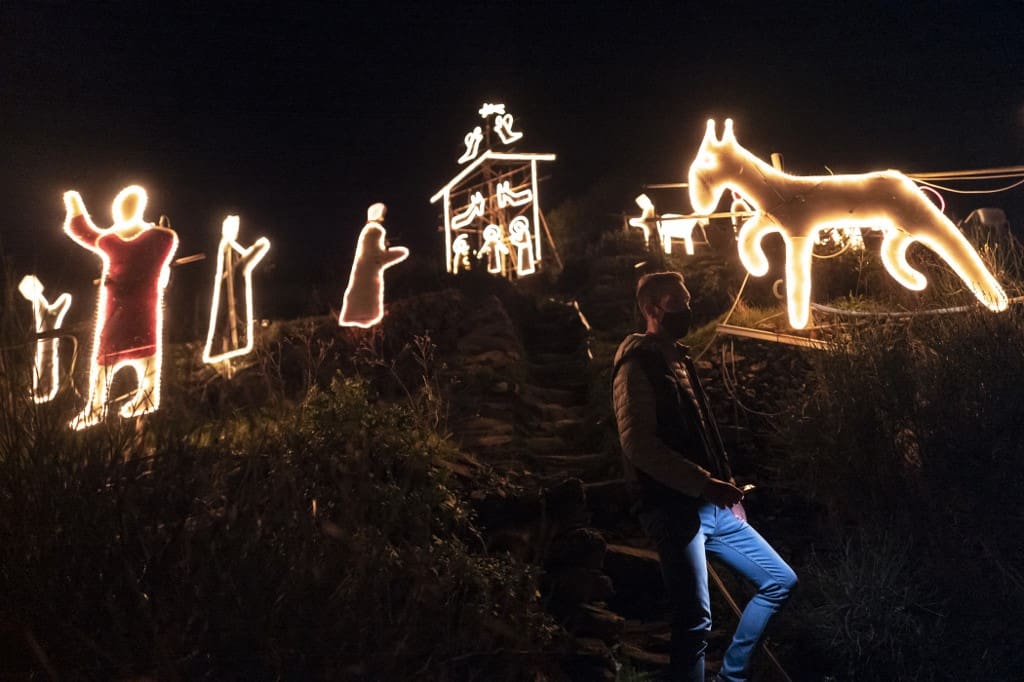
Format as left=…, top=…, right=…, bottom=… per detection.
left=913, top=176, right=1024, bottom=195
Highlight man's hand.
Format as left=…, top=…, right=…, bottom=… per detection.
left=701, top=477, right=744, bottom=508
left=730, top=501, right=747, bottom=523
left=63, top=191, right=85, bottom=218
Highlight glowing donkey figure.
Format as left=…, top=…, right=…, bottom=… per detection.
left=687, top=119, right=1008, bottom=328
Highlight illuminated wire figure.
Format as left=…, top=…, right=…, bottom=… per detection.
left=508, top=216, right=536, bottom=276
left=688, top=118, right=1008, bottom=328
left=494, top=113, right=523, bottom=145
left=339, top=203, right=410, bottom=328
left=458, top=126, right=484, bottom=164
left=629, top=194, right=704, bottom=255
left=477, top=224, right=510, bottom=275
left=496, top=181, right=533, bottom=208
left=451, top=233, right=472, bottom=273
left=64, top=186, right=179, bottom=428
left=202, top=215, right=271, bottom=364
left=451, top=191, right=486, bottom=229
left=17, top=275, right=72, bottom=403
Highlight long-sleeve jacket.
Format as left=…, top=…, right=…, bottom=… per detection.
left=612, top=333, right=733, bottom=506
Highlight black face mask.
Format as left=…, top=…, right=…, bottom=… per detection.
left=660, top=307, right=692, bottom=339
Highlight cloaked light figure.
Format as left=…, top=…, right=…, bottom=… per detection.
left=458, top=127, right=484, bottom=164
left=17, top=275, right=72, bottom=403
left=508, top=216, right=536, bottom=276
left=64, top=186, right=179, bottom=428
left=339, top=203, right=410, bottom=328
left=494, top=114, right=523, bottom=145
left=451, top=233, right=472, bottom=273
left=688, top=119, right=1008, bottom=328
left=451, top=191, right=486, bottom=229
left=202, top=216, right=271, bottom=364
left=477, top=224, right=510, bottom=275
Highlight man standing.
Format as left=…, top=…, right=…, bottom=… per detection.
left=612, top=272, right=796, bottom=682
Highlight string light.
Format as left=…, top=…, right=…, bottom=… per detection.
left=496, top=181, right=533, bottom=208
left=508, top=216, right=536, bottom=276
left=688, top=119, right=1007, bottom=328
left=202, top=216, right=271, bottom=364
left=17, top=275, right=72, bottom=403
left=494, top=114, right=524, bottom=145
left=339, top=203, right=409, bottom=328
left=477, top=224, right=510, bottom=274
left=63, top=186, right=178, bottom=428
left=458, top=126, right=484, bottom=164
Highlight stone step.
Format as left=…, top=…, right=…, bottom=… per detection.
left=530, top=453, right=612, bottom=478
left=523, top=384, right=587, bottom=407
left=603, top=544, right=665, bottom=619
left=536, top=417, right=589, bottom=439
left=454, top=416, right=515, bottom=435
left=457, top=432, right=515, bottom=450
left=523, top=436, right=572, bottom=454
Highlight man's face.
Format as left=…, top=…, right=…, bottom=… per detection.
left=657, top=284, right=691, bottom=317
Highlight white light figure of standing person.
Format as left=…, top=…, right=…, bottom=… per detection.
left=202, top=216, right=271, bottom=364
left=688, top=118, right=1008, bottom=328
left=508, top=216, right=536, bottom=276
left=452, top=233, right=472, bottom=273
left=494, top=113, right=524, bottom=145
left=477, top=224, right=511, bottom=275
left=458, top=126, right=484, bottom=164
left=64, top=186, right=179, bottom=429
left=17, top=275, right=72, bottom=403
left=339, top=203, right=410, bottom=328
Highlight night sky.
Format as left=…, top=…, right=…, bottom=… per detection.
left=3, top=1, right=1023, bottom=320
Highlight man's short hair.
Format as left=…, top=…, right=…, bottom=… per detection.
left=636, top=271, right=687, bottom=312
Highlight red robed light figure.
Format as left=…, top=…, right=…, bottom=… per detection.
left=64, top=185, right=179, bottom=429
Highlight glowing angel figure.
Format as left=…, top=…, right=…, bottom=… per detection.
left=202, top=216, right=271, bottom=364
left=494, top=113, right=524, bottom=145
left=688, top=119, right=1008, bottom=328
left=508, top=216, right=536, bottom=276
left=629, top=194, right=704, bottom=255
left=496, top=181, right=534, bottom=208
left=451, top=191, right=487, bottom=229
left=477, top=224, right=510, bottom=275
left=17, top=275, right=72, bottom=403
left=451, top=233, right=472, bottom=273
left=64, top=186, right=179, bottom=428
left=339, top=203, right=410, bottom=328
left=458, top=126, right=484, bottom=164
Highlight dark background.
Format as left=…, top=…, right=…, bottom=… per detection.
left=3, top=0, right=1023, bottom=323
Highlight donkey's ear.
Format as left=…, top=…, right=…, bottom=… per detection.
left=704, top=119, right=718, bottom=143
left=723, top=118, right=735, bottom=142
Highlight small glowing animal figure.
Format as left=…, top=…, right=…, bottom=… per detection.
left=458, top=126, right=484, bottom=164
left=64, top=186, right=179, bottom=429
left=477, top=224, right=510, bottom=275
left=496, top=181, right=533, bottom=208
left=17, top=275, right=72, bottom=402
left=508, top=216, right=536, bottom=276
left=629, top=194, right=703, bottom=255
left=339, top=203, right=409, bottom=328
left=451, top=191, right=486, bottom=229
left=688, top=119, right=1008, bottom=328
left=451, top=233, right=472, bottom=273
left=494, top=113, right=524, bottom=145
left=202, top=216, right=271, bottom=364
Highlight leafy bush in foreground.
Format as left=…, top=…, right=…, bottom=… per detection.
left=0, top=378, right=557, bottom=680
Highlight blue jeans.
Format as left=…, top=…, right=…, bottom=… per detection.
left=639, top=499, right=797, bottom=682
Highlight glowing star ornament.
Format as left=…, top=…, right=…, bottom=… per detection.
left=477, top=224, right=510, bottom=274
left=508, top=216, right=536, bottom=276
left=687, top=119, right=1008, bottom=328
left=202, top=216, right=271, bottom=365
left=452, top=233, right=473, bottom=273
left=451, top=191, right=487, bottom=229
left=17, top=275, right=72, bottom=403
left=64, top=186, right=179, bottom=429
left=496, top=181, right=534, bottom=208
left=339, top=203, right=410, bottom=328
left=494, top=114, right=524, bottom=145
left=458, top=126, right=484, bottom=164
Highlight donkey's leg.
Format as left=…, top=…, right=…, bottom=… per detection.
left=737, top=215, right=781, bottom=276
left=783, top=235, right=817, bottom=329
left=880, top=227, right=927, bottom=291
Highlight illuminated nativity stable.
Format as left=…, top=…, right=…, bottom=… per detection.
left=431, top=103, right=558, bottom=279
left=686, top=119, right=1008, bottom=329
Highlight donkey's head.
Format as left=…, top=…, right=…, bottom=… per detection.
left=687, top=119, right=743, bottom=215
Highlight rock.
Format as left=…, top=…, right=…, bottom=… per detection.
left=566, top=603, right=625, bottom=641
left=546, top=527, right=607, bottom=570
left=544, top=566, right=615, bottom=608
